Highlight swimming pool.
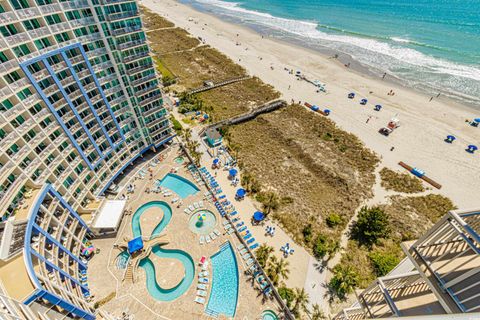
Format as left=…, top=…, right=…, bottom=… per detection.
left=188, top=210, right=217, bottom=235
left=156, top=173, right=200, bottom=199
left=206, top=242, right=239, bottom=317
left=116, top=251, right=130, bottom=269
left=131, top=201, right=195, bottom=301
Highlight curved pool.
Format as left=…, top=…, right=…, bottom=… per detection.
left=206, top=242, right=239, bottom=317
left=132, top=201, right=194, bottom=301
left=156, top=173, right=200, bottom=199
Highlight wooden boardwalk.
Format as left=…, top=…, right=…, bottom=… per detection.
left=187, top=76, right=250, bottom=94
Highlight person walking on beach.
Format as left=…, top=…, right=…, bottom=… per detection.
left=382, top=72, right=387, bottom=79
left=288, top=85, right=291, bottom=90
left=429, top=96, right=433, bottom=102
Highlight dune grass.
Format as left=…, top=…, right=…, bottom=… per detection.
left=140, top=6, right=174, bottom=29
left=148, top=27, right=200, bottom=55
left=379, top=167, right=425, bottom=193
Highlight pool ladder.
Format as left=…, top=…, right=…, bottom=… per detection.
left=204, top=308, right=219, bottom=318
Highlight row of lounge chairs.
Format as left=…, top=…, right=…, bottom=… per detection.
left=184, top=201, right=204, bottom=215
left=199, top=229, right=221, bottom=245
left=195, top=258, right=210, bottom=305
left=223, top=218, right=259, bottom=251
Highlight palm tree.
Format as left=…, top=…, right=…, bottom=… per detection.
left=266, top=256, right=290, bottom=286
left=241, top=172, right=252, bottom=191
left=183, top=128, right=192, bottom=142
left=255, top=244, right=274, bottom=268
left=311, top=304, right=326, bottom=320
left=292, top=288, right=310, bottom=317
left=262, top=191, right=280, bottom=215
left=329, top=265, right=359, bottom=299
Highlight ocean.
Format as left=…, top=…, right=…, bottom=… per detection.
left=180, top=0, right=480, bottom=107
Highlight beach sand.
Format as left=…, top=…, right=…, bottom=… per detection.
left=141, top=0, right=480, bottom=207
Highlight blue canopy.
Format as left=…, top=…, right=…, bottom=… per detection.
left=311, top=105, right=320, bottom=111
left=213, top=158, right=219, bottom=165
left=253, top=211, right=265, bottom=222
left=360, top=99, right=368, bottom=105
left=467, top=145, right=478, bottom=151
left=348, top=92, right=355, bottom=98
left=474, top=118, right=480, bottom=123
left=446, top=135, right=456, bottom=141
left=375, top=105, right=382, bottom=111
left=324, top=109, right=331, bottom=115
left=128, top=237, right=143, bottom=254
left=229, top=168, right=238, bottom=177
left=236, top=188, right=246, bottom=197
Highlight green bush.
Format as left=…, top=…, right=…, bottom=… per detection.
left=352, top=206, right=390, bottom=247
left=326, top=212, right=342, bottom=228
left=278, top=286, right=296, bottom=308
left=302, top=224, right=313, bottom=243
left=171, top=117, right=183, bottom=135
left=313, top=234, right=339, bottom=259
left=369, top=251, right=400, bottom=276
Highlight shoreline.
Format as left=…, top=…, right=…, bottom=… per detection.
left=181, top=0, right=480, bottom=111
left=142, top=0, right=480, bottom=208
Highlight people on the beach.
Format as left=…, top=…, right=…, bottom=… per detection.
left=382, top=72, right=387, bottom=79
left=387, top=89, right=395, bottom=96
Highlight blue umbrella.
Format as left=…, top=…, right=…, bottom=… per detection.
left=229, top=168, right=238, bottom=177
left=213, top=158, right=219, bottom=165
left=253, top=211, right=265, bottom=222
left=474, top=118, right=480, bottom=123
left=324, top=109, right=331, bottom=116
left=360, top=98, right=368, bottom=105
left=374, top=105, right=382, bottom=111
left=348, top=92, right=355, bottom=99
left=445, top=135, right=456, bottom=143
left=467, top=145, right=478, bottom=153
left=236, top=188, right=246, bottom=197
left=311, top=105, right=320, bottom=111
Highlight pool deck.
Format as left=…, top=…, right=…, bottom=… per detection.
left=88, top=143, right=281, bottom=319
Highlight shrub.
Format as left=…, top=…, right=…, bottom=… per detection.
left=171, top=117, right=183, bottom=135
left=326, top=212, right=342, bottom=228
left=302, top=224, right=313, bottom=243
left=369, top=251, right=400, bottom=276
left=352, top=206, right=390, bottom=247
left=313, top=234, right=339, bottom=259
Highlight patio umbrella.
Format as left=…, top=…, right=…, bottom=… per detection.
left=229, top=168, right=238, bottom=177
left=445, top=135, right=456, bottom=143
left=253, top=211, right=265, bottom=222
left=467, top=145, right=478, bottom=153
left=375, top=105, right=382, bottom=111
left=324, top=109, right=331, bottom=116
left=311, top=105, right=320, bottom=111
left=213, top=158, right=219, bottom=165
left=236, top=188, right=246, bottom=198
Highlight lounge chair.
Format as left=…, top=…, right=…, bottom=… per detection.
left=222, top=220, right=230, bottom=226
left=197, top=290, right=207, bottom=297
left=188, top=205, right=195, bottom=212
left=199, top=201, right=204, bottom=208
left=184, top=208, right=191, bottom=215
left=249, top=243, right=259, bottom=250
left=197, top=283, right=208, bottom=290
left=230, top=211, right=238, bottom=216
left=210, top=232, right=217, bottom=240
left=247, top=237, right=255, bottom=244
left=172, top=197, right=179, bottom=203
left=237, top=243, right=245, bottom=250
left=246, top=258, right=255, bottom=266
left=199, top=236, right=205, bottom=245
left=227, top=228, right=235, bottom=235
left=239, top=248, right=248, bottom=255
left=194, top=202, right=200, bottom=209
left=236, top=222, right=244, bottom=228
left=224, top=224, right=232, bottom=230
left=214, top=229, right=221, bottom=236
left=198, top=277, right=209, bottom=283
left=205, top=235, right=211, bottom=243
left=194, top=296, right=206, bottom=304
left=238, top=226, right=247, bottom=232
left=231, top=217, right=240, bottom=223
left=199, top=271, right=209, bottom=277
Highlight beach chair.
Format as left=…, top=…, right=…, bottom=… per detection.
left=198, top=277, right=209, bottom=284
left=197, top=290, right=207, bottom=297
left=199, top=201, right=204, bottom=208
left=222, top=220, right=230, bottom=226
left=249, top=243, right=259, bottom=250
left=231, top=217, right=240, bottom=223
left=172, top=197, right=179, bottom=203
left=239, top=248, right=248, bottom=255
left=188, top=205, right=195, bottom=212
left=194, top=202, right=200, bottom=209
left=194, top=296, right=205, bottom=304
left=238, top=226, right=247, bottom=232
left=230, top=211, right=238, bottom=216
left=236, top=222, right=244, bottom=228
left=197, top=283, right=208, bottom=290
left=214, top=229, right=221, bottom=237
left=224, top=224, right=232, bottom=230
left=210, top=232, right=217, bottom=240
left=246, top=258, right=254, bottom=267
left=184, top=208, right=191, bottom=215
left=244, top=234, right=252, bottom=240
left=243, top=253, right=252, bottom=260
left=237, top=243, right=245, bottom=250
left=199, top=236, right=205, bottom=245
left=205, top=235, right=211, bottom=244
left=247, top=238, right=255, bottom=244
left=227, top=228, right=235, bottom=235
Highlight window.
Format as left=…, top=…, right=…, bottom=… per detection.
left=29, top=103, right=42, bottom=115
left=36, top=0, right=53, bottom=5
left=45, top=14, right=61, bottom=25
left=54, top=32, right=70, bottom=43
left=0, top=24, right=18, bottom=37
left=12, top=44, right=31, bottom=58
left=9, top=0, right=30, bottom=10
left=34, top=37, right=51, bottom=50
left=23, top=19, right=41, bottom=30
left=0, top=99, right=14, bottom=112
left=10, top=115, right=25, bottom=128
left=17, top=88, right=32, bottom=101
left=0, top=51, right=8, bottom=63
left=4, top=71, right=21, bottom=84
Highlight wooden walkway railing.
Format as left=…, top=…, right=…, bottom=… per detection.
left=187, top=76, right=251, bottom=94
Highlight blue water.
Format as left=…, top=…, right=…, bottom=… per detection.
left=157, top=173, right=200, bottom=199
left=131, top=201, right=195, bottom=301
left=183, top=0, right=480, bottom=106
left=206, top=242, right=239, bottom=317
left=188, top=209, right=217, bottom=235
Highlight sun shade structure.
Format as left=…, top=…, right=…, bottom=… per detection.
left=445, top=135, right=456, bottom=143
left=360, top=98, right=368, bottom=105
left=213, top=158, right=219, bottom=165
left=92, top=200, right=126, bottom=233
left=128, top=237, right=143, bottom=254
left=236, top=188, right=246, bottom=198
left=229, top=169, right=238, bottom=177
left=467, top=145, right=478, bottom=153
left=253, top=211, right=265, bottom=222
left=348, top=92, right=355, bottom=99
left=375, top=105, right=382, bottom=111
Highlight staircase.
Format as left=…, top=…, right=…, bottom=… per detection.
left=123, top=263, right=134, bottom=283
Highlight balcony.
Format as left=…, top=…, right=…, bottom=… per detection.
left=109, top=95, right=127, bottom=107
left=117, top=39, right=145, bottom=51
left=0, top=60, right=18, bottom=75
left=0, top=174, right=27, bottom=204
left=32, top=69, right=50, bottom=82
left=0, top=11, right=16, bottom=25
left=22, top=93, right=41, bottom=107
left=39, top=3, right=62, bottom=14
left=50, top=61, right=68, bottom=73
left=0, top=161, right=15, bottom=180
left=146, top=116, right=167, bottom=129
left=10, top=78, right=30, bottom=91
left=0, top=85, right=13, bottom=97
left=5, top=32, right=30, bottom=46
left=70, top=17, right=96, bottom=28
left=92, top=61, right=113, bottom=73
left=61, top=0, right=90, bottom=10
left=0, top=131, right=19, bottom=149
left=36, top=108, right=51, bottom=119
left=99, top=73, right=117, bottom=85
left=11, top=146, right=29, bottom=161
left=126, top=63, right=153, bottom=76
left=16, top=118, right=35, bottom=134
left=102, top=0, right=134, bottom=4
left=3, top=104, right=24, bottom=121
left=138, top=92, right=162, bottom=107
left=103, top=86, right=122, bottom=97
left=106, top=10, right=139, bottom=22
left=131, top=73, right=156, bottom=86
left=112, top=24, right=142, bottom=37
left=123, top=51, right=149, bottom=64
left=86, top=47, right=107, bottom=59
left=29, top=26, right=51, bottom=39
left=135, top=84, right=158, bottom=97
left=16, top=7, right=41, bottom=19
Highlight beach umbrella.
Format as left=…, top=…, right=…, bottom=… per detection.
left=213, top=158, right=219, bottom=165
left=360, top=98, right=368, bottom=105
left=236, top=188, right=246, bottom=198
left=253, top=211, right=265, bottom=222
left=474, top=118, right=480, bottom=123
left=229, top=168, right=238, bottom=177
left=467, top=145, right=478, bottom=153
left=348, top=92, right=355, bottom=99
left=445, top=135, right=456, bottom=143
left=197, top=212, right=206, bottom=221
left=311, top=105, right=320, bottom=111
left=374, top=105, right=382, bottom=111
left=323, top=109, right=331, bottom=116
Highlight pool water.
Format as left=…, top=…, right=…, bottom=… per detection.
left=206, top=242, right=239, bottom=317
left=262, top=310, right=279, bottom=320
left=131, top=201, right=194, bottom=301
left=174, top=156, right=185, bottom=164
left=156, top=173, right=199, bottom=199
left=116, top=251, right=130, bottom=269
left=188, top=210, right=217, bottom=235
